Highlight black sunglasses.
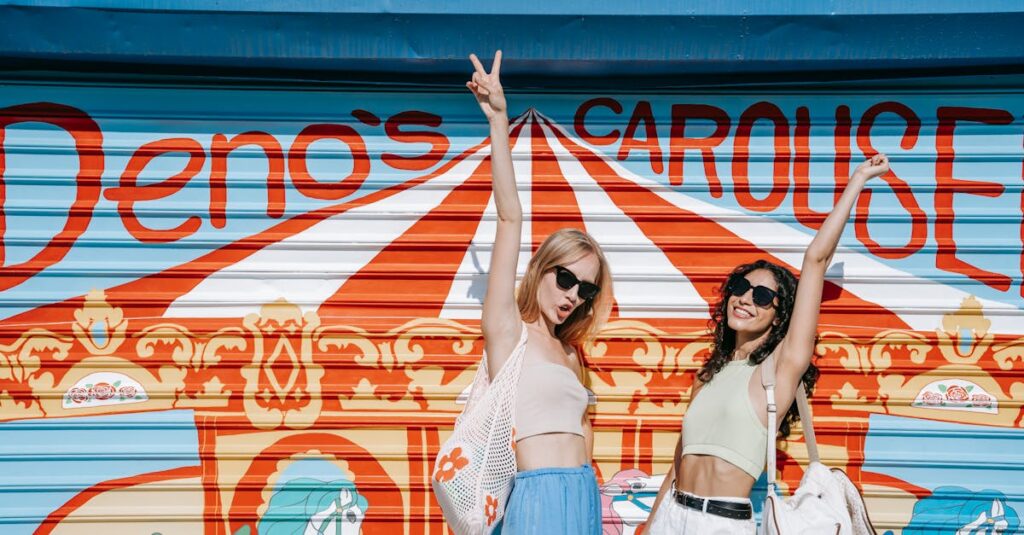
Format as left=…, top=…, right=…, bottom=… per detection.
left=554, top=266, right=601, bottom=301
left=726, top=275, right=778, bottom=308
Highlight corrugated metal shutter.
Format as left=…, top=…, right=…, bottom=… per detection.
left=0, top=81, right=1022, bottom=534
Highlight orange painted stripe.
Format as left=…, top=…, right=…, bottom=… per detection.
left=637, top=422, right=654, bottom=474
left=619, top=423, right=637, bottom=470
left=198, top=416, right=226, bottom=535
left=407, top=426, right=426, bottom=535
left=529, top=114, right=624, bottom=317
left=540, top=115, right=910, bottom=332
left=859, top=470, right=931, bottom=498
left=529, top=114, right=586, bottom=252
left=318, top=122, right=527, bottom=324
left=36, top=465, right=202, bottom=534
left=424, top=427, right=444, bottom=535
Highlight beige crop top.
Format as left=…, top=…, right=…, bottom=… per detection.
left=514, top=360, right=590, bottom=441
left=681, top=359, right=768, bottom=479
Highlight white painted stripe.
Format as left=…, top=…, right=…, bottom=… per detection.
left=537, top=112, right=1022, bottom=334
left=540, top=119, right=708, bottom=319
left=164, top=146, right=492, bottom=318
left=441, top=113, right=535, bottom=319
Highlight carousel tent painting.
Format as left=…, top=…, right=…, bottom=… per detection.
left=1, top=86, right=1022, bottom=534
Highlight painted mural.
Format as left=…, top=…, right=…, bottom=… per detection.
left=0, top=85, right=1022, bottom=534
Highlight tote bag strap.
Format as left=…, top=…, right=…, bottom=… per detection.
left=462, top=321, right=529, bottom=420
left=477, top=321, right=529, bottom=381
left=470, top=321, right=529, bottom=506
left=760, top=352, right=820, bottom=492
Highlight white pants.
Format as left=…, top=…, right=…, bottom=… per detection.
left=646, top=490, right=756, bottom=534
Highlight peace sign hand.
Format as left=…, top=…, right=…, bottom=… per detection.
left=467, top=51, right=507, bottom=121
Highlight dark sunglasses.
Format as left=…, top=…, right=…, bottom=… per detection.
left=554, top=266, right=601, bottom=301
left=726, top=275, right=778, bottom=308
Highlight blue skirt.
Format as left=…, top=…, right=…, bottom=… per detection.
left=496, top=464, right=602, bottom=534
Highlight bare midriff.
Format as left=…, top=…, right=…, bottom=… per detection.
left=676, top=454, right=758, bottom=498
left=515, top=432, right=588, bottom=471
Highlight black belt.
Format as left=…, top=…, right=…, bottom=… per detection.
left=672, top=489, right=752, bottom=520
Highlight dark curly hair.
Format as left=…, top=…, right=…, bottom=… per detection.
left=697, top=259, right=820, bottom=439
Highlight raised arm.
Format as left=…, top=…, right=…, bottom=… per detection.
left=468, top=51, right=523, bottom=378
left=776, top=154, right=890, bottom=386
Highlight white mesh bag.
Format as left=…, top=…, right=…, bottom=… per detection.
left=432, top=322, right=528, bottom=534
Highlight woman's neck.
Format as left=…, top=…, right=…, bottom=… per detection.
left=732, top=329, right=771, bottom=361
left=530, top=316, right=559, bottom=339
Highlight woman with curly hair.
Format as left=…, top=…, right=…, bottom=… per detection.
left=644, top=154, right=891, bottom=534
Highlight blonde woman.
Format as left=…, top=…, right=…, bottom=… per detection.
left=645, top=155, right=891, bottom=534
left=467, top=51, right=613, bottom=534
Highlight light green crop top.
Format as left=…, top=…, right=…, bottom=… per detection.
left=681, top=359, right=768, bottom=479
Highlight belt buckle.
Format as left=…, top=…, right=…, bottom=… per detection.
left=672, top=489, right=687, bottom=508
left=675, top=490, right=704, bottom=512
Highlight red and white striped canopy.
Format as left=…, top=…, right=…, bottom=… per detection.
left=13, top=110, right=1015, bottom=334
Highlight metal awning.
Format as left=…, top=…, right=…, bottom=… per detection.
left=2, top=1, right=1024, bottom=85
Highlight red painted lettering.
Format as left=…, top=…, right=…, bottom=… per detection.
left=0, top=102, right=102, bottom=291
left=210, top=132, right=285, bottom=228
left=833, top=105, right=852, bottom=205
left=793, top=106, right=829, bottom=229
left=668, top=104, right=730, bottom=196
left=732, top=102, right=790, bottom=211
left=574, top=98, right=623, bottom=145
left=382, top=111, right=450, bottom=171
left=935, top=106, right=1013, bottom=291
left=618, top=101, right=663, bottom=174
left=288, top=124, right=370, bottom=201
left=854, top=102, right=926, bottom=258
left=106, top=138, right=205, bottom=243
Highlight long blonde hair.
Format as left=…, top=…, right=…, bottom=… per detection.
left=516, top=228, right=613, bottom=346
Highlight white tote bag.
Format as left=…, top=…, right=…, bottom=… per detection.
left=432, top=323, right=527, bottom=535
left=758, top=354, right=877, bottom=535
